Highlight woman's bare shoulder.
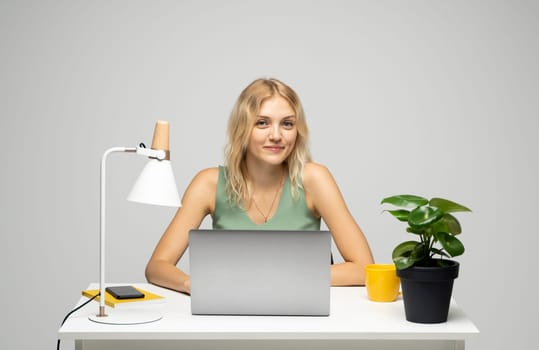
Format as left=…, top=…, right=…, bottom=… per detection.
left=182, top=167, right=219, bottom=211
left=190, top=167, right=219, bottom=188
left=303, top=162, right=332, bottom=185
left=195, top=167, right=219, bottom=179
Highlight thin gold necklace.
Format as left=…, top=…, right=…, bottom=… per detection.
left=251, top=174, right=284, bottom=223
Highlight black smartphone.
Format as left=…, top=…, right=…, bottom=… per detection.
left=105, top=285, right=145, bottom=299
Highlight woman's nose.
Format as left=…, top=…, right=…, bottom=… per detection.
left=269, top=125, right=282, bottom=141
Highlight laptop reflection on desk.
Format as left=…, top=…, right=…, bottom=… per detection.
left=189, top=229, right=331, bottom=316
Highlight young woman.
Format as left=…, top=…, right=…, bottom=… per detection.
left=145, top=78, right=373, bottom=294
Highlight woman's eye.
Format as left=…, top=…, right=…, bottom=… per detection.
left=255, top=119, right=269, bottom=127
left=282, top=120, right=295, bottom=129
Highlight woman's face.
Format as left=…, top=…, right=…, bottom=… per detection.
left=245, top=95, right=298, bottom=167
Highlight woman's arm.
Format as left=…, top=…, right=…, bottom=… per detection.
left=303, top=162, right=374, bottom=286
left=145, top=167, right=218, bottom=294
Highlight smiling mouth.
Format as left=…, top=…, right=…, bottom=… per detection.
left=264, top=146, right=285, bottom=152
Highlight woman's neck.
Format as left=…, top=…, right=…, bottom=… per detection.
left=244, top=160, right=286, bottom=190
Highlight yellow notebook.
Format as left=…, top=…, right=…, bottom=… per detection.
left=82, top=286, right=165, bottom=309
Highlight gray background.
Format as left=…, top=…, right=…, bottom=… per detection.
left=1, top=1, right=537, bottom=349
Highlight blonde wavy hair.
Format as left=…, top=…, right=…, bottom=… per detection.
left=224, top=78, right=312, bottom=206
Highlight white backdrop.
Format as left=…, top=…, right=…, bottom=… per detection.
left=1, top=1, right=538, bottom=349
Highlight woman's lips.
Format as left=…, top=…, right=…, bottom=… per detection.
left=264, top=146, right=285, bottom=152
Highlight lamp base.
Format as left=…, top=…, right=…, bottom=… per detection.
left=89, top=308, right=162, bottom=325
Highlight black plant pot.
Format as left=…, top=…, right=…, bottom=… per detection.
left=397, top=260, right=459, bottom=323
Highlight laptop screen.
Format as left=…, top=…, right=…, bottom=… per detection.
left=189, top=229, right=331, bottom=316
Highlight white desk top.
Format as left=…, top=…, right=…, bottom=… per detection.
left=58, top=283, right=479, bottom=341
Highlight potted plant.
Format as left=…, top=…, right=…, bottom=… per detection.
left=381, top=194, right=471, bottom=323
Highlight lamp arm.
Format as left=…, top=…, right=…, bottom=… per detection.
left=98, top=145, right=165, bottom=317
left=135, top=146, right=167, bottom=160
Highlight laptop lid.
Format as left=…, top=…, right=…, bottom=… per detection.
left=189, top=229, right=331, bottom=316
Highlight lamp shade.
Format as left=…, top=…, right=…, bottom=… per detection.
left=127, top=158, right=181, bottom=207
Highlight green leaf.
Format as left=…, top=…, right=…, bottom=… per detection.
left=381, top=195, right=428, bottom=208
left=410, top=242, right=429, bottom=260
left=430, top=247, right=450, bottom=258
left=392, top=241, right=419, bottom=260
left=406, top=226, right=424, bottom=235
left=434, top=232, right=465, bottom=257
left=408, top=205, right=444, bottom=227
left=442, top=214, right=462, bottom=235
left=430, top=198, right=472, bottom=213
left=393, top=256, right=415, bottom=270
left=383, top=209, right=410, bottom=222
left=431, top=213, right=462, bottom=235
left=392, top=241, right=427, bottom=269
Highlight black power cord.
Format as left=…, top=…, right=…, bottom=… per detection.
left=57, top=293, right=99, bottom=350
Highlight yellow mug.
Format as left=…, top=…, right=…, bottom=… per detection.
left=365, top=264, right=400, bottom=302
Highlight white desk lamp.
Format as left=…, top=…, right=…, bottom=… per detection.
left=88, top=120, right=180, bottom=325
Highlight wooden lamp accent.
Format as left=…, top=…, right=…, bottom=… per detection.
left=151, top=120, right=170, bottom=159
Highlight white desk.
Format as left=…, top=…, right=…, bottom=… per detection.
left=58, top=283, right=479, bottom=350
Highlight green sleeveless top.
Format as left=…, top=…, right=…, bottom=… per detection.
left=212, top=166, right=321, bottom=230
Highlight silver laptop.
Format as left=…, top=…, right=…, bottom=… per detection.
left=189, top=229, right=331, bottom=316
